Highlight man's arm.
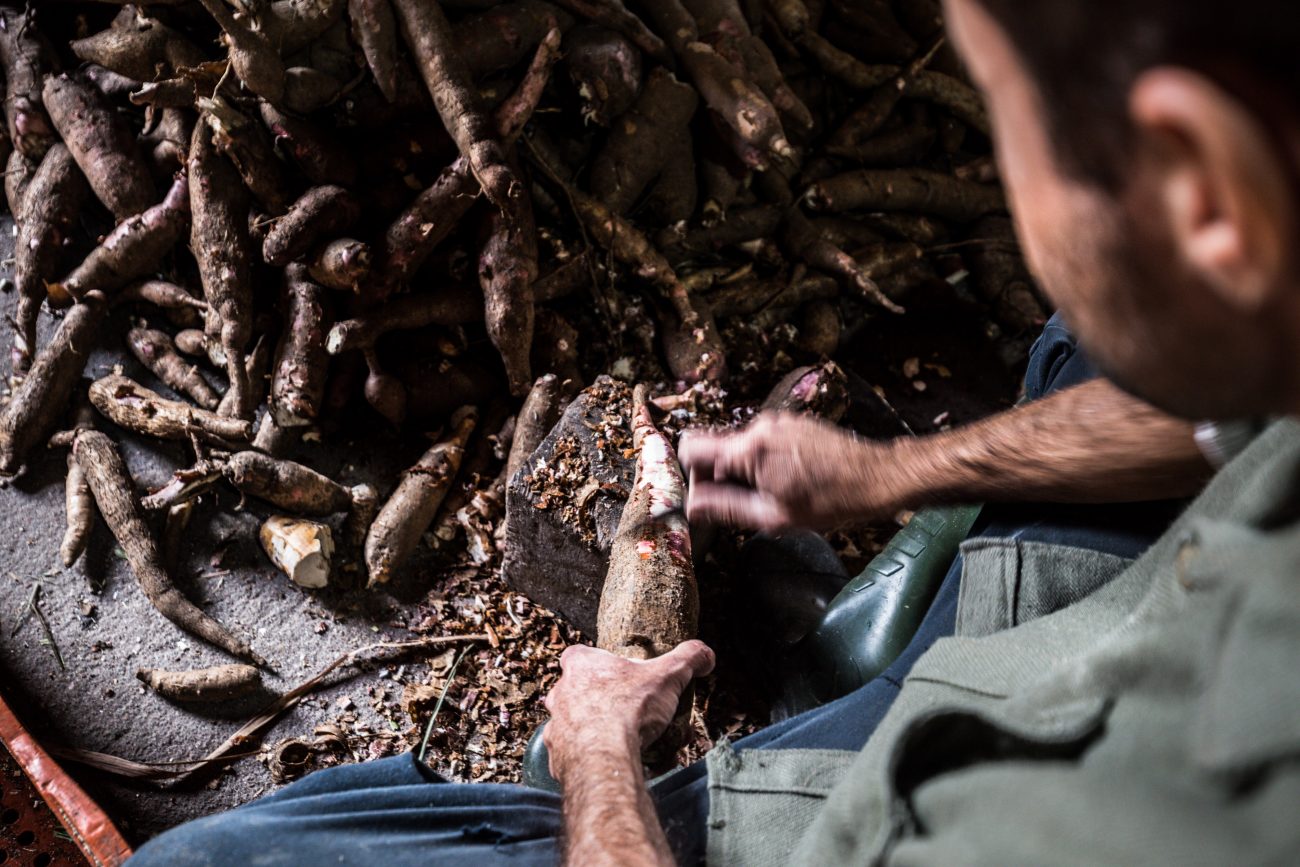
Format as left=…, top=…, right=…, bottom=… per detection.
left=558, top=735, right=673, bottom=866
left=543, top=642, right=715, bottom=867
left=682, top=378, right=1211, bottom=530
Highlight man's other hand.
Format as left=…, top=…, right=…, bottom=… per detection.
left=543, top=641, right=715, bottom=782
left=680, top=413, right=907, bottom=530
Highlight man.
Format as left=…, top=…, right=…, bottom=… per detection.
left=131, top=0, right=1300, bottom=862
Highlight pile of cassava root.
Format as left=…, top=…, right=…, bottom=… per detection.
left=0, top=0, right=1043, bottom=689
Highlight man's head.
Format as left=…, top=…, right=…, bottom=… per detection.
left=944, top=0, right=1300, bottom=419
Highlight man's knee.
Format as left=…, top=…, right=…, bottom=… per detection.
left=1023, top=311, right=1100, bottom=400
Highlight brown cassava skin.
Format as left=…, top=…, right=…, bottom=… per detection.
left=661, top=204, right=782, bottom=259
left=61, top=450, right=95, bottom=567
left=551, top=0, right=667, bottom=63
left=589, top=67, right=698, bottom=215
left=505, top=373, right=568, bottom=483
left=200, top=97, right=293, bottom=216
left=282, top=67, right=342, bottom=115
left=390, top=0, right=518, bottom=211
left=641, top=134, right=698, bottom=225
left=362, top=349, right=407, bottom=427
left=0, top=292, right=105, bottom=476
left=5, top=147, right=38, bottom=216
left=195, top=0, right=285, bottom=104
left=70, top=15, right=205, bottom=83
left=0, top=7, right=58, bottom=159
left=796, top=298, right=842, bottom=357
left=270, top=265, right=333, bottom=427
left=480, top=153, right=539, bottom=397
left=530, top=307, right=584, bottom=388
left=533, top=252, right=600, bottom=303
left=263, top=186, right=359, bottom=266
left=348, top=0, right=401, bottom=102
left=223, top=451, right=354, bottom=516
left=142, top=106, right=193, bottom=173
left=307, top=238, right=372, bottom=292
left=13, top=145, right=90, bottom=372
left=736, top=32, right=814, bottom=133
left=826, top=39, right=942, bottom=152
left=825, top=122, right=936, bottom=165
left=430, top=403, right=512, bottom=546
left=453, top=0, right=570, bottom=80
left=234, top=336, right=272, bottom=417
left=115, top=280, right=207, bottom=315
left=389, top=357, right=498, bottom=421
left=73, top=429, right=264, bottom=665
left=173, top=329, right=208, bottom=358
left=659, top=303, right=729, bottom=385
left=50, top=172, right=191, bottom=306
left=699, top=271, right=838, bottom=318
left=190, top=116, right=255, bottom=419
left=89, top=374, right=252, bottom=444
left=130, top=79, right=196, bottom=111
left=792, top=29, right=989, bottom=133
left=568, top=190, right=696, bottom=324
left=342, top=482, right=380, bottom=556
left=42, top=74, right=156, bottom=220
left=967, top=215, right=1048, bottom=335
left=561, top=186, right=728, bottom=382
left=161, top=500, right=193, bottom=571
left=782, top=207, right=902, bottom=313
left=563, top=25, right=641, bottom=125
left=365, top=407, right=477, bottom=586
left=84, top=63, right=139, bottom=99
left=597, top=388, right=698, bottom=660
left=761, top=361, right=850, bottom=421
left=326, top=285, right=484, bottom=354
left=127, top=327, right=221, bottom=410
left=136, top=664, right=262, bottom=702
left=687, top=0, right=812, bottom=134
left=259, top=103, right=357, bottom=187
left=140, top=460, right=224, bottom=512
left=258, top=0, right=347, bottom=55
left=368, top=28, right=561, bottom=299
left=680, top=40, right=792, bottom=168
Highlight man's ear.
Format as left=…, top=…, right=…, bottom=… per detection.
left=1129, top=67, right=1296, bottom=311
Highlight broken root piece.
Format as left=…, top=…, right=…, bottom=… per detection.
left=260, top=516, right=334, bottom=588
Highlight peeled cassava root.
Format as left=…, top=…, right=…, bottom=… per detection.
left=260, top=516, right=334, bottom=588
left=596, top=386, right=697, bottom=660
left=596, top=386, right=698, bottom=761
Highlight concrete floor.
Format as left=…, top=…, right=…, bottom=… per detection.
left=0, top=216, right=455, bottom=844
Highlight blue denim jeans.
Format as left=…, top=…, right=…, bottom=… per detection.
left=128, top=314, right=1185, bottom=865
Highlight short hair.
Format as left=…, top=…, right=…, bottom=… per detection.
left=970, top=0, right=1300, bottom=190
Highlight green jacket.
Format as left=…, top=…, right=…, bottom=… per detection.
left=706, top=420, right=1300, bottom=865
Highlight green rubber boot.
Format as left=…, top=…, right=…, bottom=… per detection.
left=522, top=723, right=562, bottom=792
left=774, top=504, right=982, bottom=719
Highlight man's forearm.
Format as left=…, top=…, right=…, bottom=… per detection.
left=560, top=735, right=674, bottom=867
left=878, top=379, right=1211, bottom=509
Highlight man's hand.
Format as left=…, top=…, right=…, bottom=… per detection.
left=680, top=413, right=909, bottom=530
left=543, top=641, right=715, bottom=783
